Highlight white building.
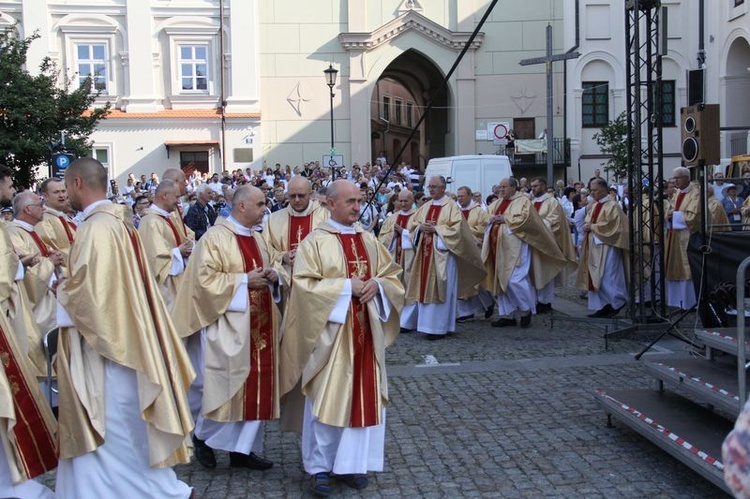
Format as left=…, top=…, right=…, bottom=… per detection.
left=564, top=0, right=750, bottom=182
left=1, top=0, right=263, bottom=182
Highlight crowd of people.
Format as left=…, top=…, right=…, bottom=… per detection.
left=0, top=154, right=739, bottom=498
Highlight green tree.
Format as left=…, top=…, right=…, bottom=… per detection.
left=593, top=111, right=628, bottom=180
left=0, top=30, right=110, bottom=188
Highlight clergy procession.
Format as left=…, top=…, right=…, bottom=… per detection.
left=0, top=156, right=713, bottom=498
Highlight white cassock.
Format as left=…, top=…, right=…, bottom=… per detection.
left=302, top=221, right=391, bottom=475
left=0, top=445, right=53, bottom=499
left=496, top=241, right=537, bottom=317
left=55, top=359, right=191, bottom=498
left=587, top=245, right=628, bottom=311
left=665, top=212, right=697, bottom=310
left=401, top=234, right=458, bottom=336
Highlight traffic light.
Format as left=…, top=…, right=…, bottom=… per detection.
left=51, top=152, right=77, bottom=178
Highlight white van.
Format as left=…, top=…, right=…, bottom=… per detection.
left=424, top=155, right=513, bottom=198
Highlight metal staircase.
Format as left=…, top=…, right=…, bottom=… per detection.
left=595, top=256, right=750, bottom=494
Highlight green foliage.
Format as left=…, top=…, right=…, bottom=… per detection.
left=593, top=111, right=629, bottom=181
left=0, top=30, right=110, bottom=188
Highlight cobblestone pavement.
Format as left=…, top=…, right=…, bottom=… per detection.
left=40, top=292, right=728, bottom=498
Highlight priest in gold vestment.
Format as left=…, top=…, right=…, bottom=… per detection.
left=404, top=176, right=485, bottom=338
left=35, top=177, right=77, bottom=267
left=575, top=178, right=629, bottom=318
left=280, top=180, right=404, bottom=495
left=377, top=189, right=417, bottom=329
left=529, top=178, right=578, bottom=313
left=455, top=186, right=495, bottom=321
left=263, top=176, right=328, bottom=295
left=483, top=178, right=567, bottom=328
left=665, top=168, right=700, bottom=310
left=55, top=158, right=195, bottom=499
left=138, top=180, right=193, bottom=309
left=172, top=185, right=281, bottom=472
left=0, top=165, right=57, bottom=499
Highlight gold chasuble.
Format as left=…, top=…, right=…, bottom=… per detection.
left=7, top=223, right=58, bottom=335
left=279, top=221, right=404, bottom=429
left=377, top=210, right=416, bottom=289
left=56, top=202, right=194, bottom=467
left=482, top=194, right=567, bottom=294
left=405, top=197, right=485, bottom=304
left=575, top=199, right=630, bottom=292
left=665, top=185, right=700, bottom=281
left=263, top=202, right=328, bottom=288
left=533, top=195, right=578, bottom=277
left=34, top=206, right=76, bottom=265
left=0, top=310, right=57, bottom=484
left=138, top=207, right=185, bottom=309
left=171, top=218, right=282, bottom=422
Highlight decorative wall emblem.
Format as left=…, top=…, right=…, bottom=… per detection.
left=287, top=82, right=310, bottom=116
left=511, top=85, right=537, bottom=115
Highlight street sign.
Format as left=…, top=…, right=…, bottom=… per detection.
left=52, top=152, right=76, bottom=179
left=323, top=155, right=344, bottom=169
left=487, top=122, right=510, bottom=141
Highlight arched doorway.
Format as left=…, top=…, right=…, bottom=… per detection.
left=724, top=37, right=750, bottom=128
left=369, top=50, right=451, bottom=170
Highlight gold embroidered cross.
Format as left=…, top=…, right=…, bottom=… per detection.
left=295, top=225, right=303, bottom=247
left=348, top=239, right=368, bottom=278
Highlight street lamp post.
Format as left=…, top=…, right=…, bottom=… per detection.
left=324, top=64, right=338, bottom=179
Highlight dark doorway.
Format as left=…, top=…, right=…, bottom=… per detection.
left=180, top=151, right=209, bottom=176
left=513, top=118, right=536, bottom=139
left=371, top=50, right=451, bottom=170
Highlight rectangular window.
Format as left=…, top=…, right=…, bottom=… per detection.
left=76, top=43, right=107, bottom=93
left=582, top=81, right=609, bottom=128
left=179, top=45, right=208, bottom=92
left=394, top=99, right=403, bottom=125
left=382, top=96, right=390, bottom=121
left=661, top=80, right=676, bottom=127
left=406, top=102, right=413, bottom=128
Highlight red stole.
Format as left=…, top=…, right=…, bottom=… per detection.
left=175, top=206, right=190, bottom=239
left=24, top=228, right=50, bottom=257
left=587, top=202, right=605, bottom=291
left=59, top=216, right=75, bottom=244
left=288, top=213, right=313, bottom=250
left=533, top=200, right=543, bottom=212
left=335, top=233, right=378, bottom=427
left=394, top=213, right=411, bottom=265
left=161, top=216, right=182, bottom=246
left=418, top=204, right=443, bottom=303
left=461, top=209, right=470, bottom=220
left=0, top=329, right=57, bottom=478
left=675, top=191, right=686, bottom=212
left=489, top=198, right=512, bottom=263
left=236, top=234, right=275, bottom=421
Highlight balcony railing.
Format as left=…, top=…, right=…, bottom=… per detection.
left=510, top=138, right=571, bottom=168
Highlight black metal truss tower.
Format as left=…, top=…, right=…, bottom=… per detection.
left=625, top=0, right=667, bottom=322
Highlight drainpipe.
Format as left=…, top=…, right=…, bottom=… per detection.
left=563, top=0, right=581, bottom=177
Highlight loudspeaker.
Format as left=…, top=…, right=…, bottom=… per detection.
left=680, top=104, right=720, bottom=167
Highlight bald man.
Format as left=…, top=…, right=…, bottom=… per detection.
left=55, top=157, right=195, bottom=497
left=263, top=175, right=328, bottom=293
left=171, top=185, right=281, bottom=471
left=280, top=180, right=404, bottom=494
